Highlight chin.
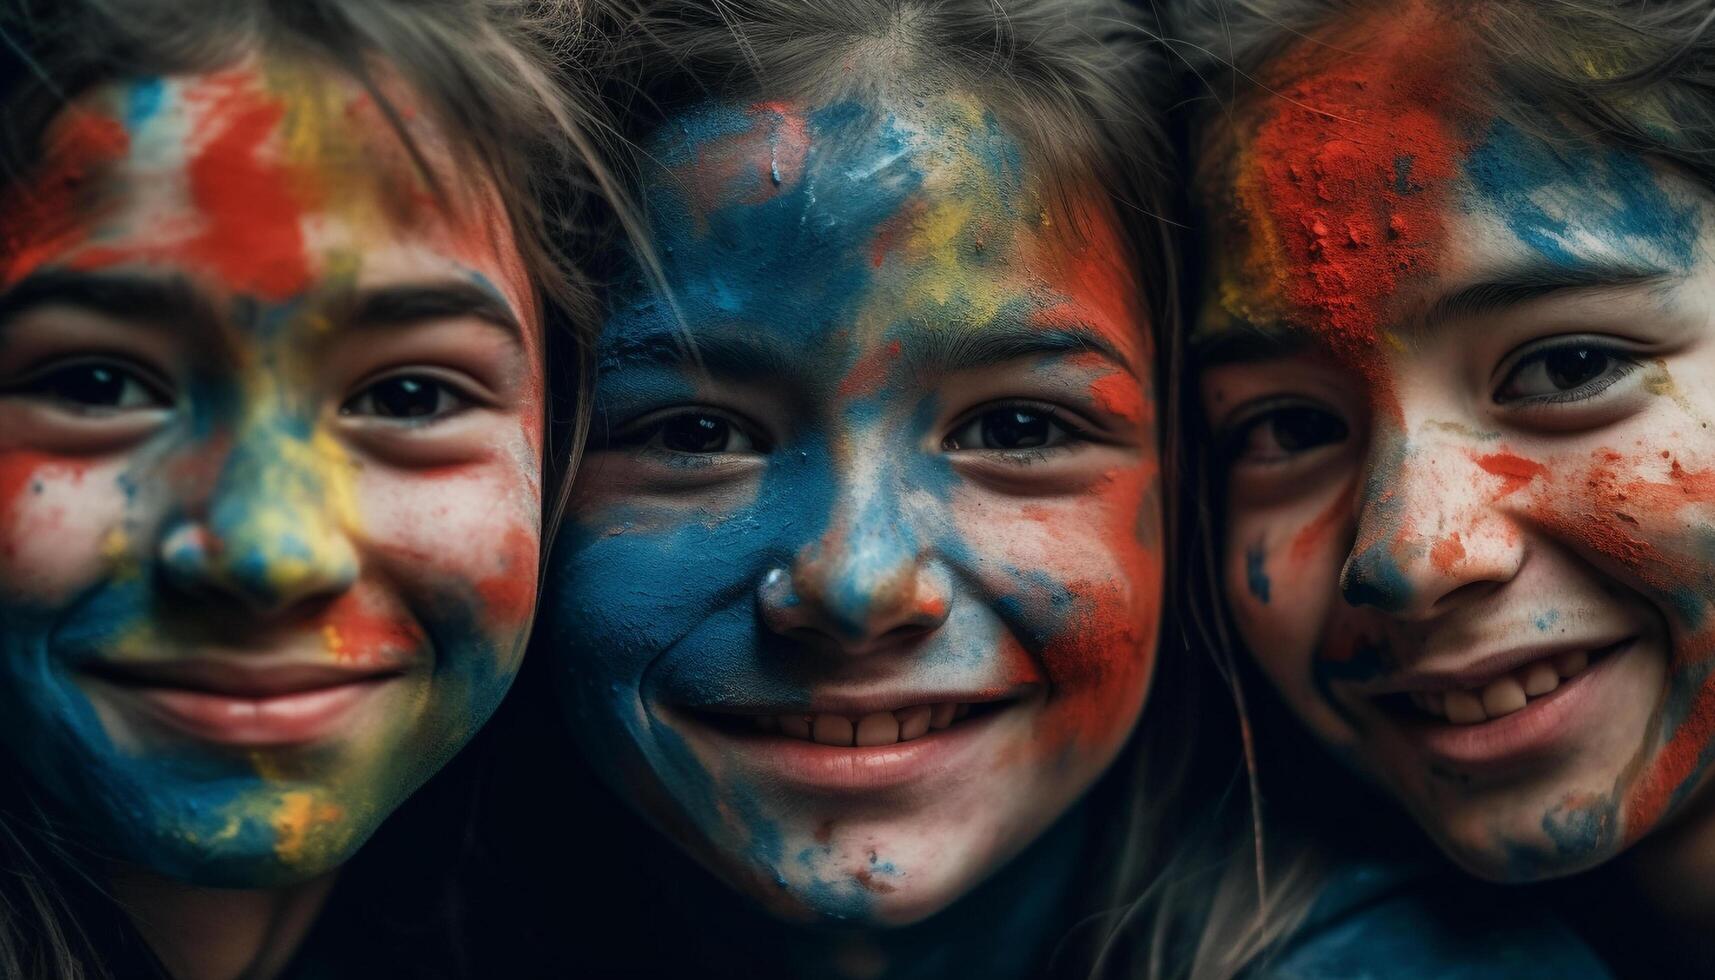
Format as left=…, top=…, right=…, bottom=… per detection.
left=1426, top=795, right=1624, bottom=884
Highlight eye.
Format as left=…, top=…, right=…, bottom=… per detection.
left=944, top=404, right=1078, bottom=451
left=1494, top=342, right=1637, bottom=404
left=627, top=410, right=760, bottom=454
left=14, top=360, right=170, bottom=411
left=342, top=374, right=470, bottom=421
left=1229, top=404, right=1349, bottom=463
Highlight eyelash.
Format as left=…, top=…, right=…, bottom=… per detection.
left=1492, top=339, right=1641, bottom=408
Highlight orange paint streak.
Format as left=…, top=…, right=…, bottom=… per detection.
left=1625, top=676, right=1715, bottom=844
left=1430, top=532, right=1465, bottom=574
left=1289, top=479, right=1356, bottom=563
left=319, top=593, right=425, bottom=666
left=474, top=525, right=540, bottom=626
left=1474, top=451, right=1548, bottom=497
left=836, top=339, right=902, bottom=399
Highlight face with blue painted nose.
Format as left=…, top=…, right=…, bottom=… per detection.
left=0, top=60, right=544, bottom=886
left=547, top=92, right=1161, bottom=923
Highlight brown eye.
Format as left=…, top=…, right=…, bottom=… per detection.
left=1496, top=344, right=1633, bottom=403
left=1232, top=405, right=1348, bottom=462
left=344, top=374, right=469, bottom=421
left=631, top=410, right=759, bottom=454
left=945, top=404, right=1076, bottom=451
left=20, top=361, right=168, bottom=411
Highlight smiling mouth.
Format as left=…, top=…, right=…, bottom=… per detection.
left=692, top=701, right=1001, bottom=747
left=1379, top=639, right=1629, bottom=726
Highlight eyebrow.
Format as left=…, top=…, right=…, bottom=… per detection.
left=902, top=320, right=1139, bottom=379
left=1190, top=319, right=1307, bottom=369
left=0, top=269, right=222, bottom=334
left=1417, top=260, right=1675, bottom=332
left=0, top=270, right=524, bottom=340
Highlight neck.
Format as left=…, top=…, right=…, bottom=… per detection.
left=778, top=803, right=1092, bottom=980
left=110, top=868, right=336, bottom=980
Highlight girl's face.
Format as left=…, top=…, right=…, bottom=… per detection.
left=0, top=61, right=543, bottom=885
left=1198, top=9, right=1715, bottom=881
left=548, top=91, right=1160, bottom=923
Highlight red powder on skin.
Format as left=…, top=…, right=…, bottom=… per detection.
left=319, top=591, right=426, bottom=667
left=1239, top=6, right=1474, bottom=391
left=835, top=339, right=903, bottom=399
left=1290, top=478, right=1357, bottom=563
left=0, top=452, right=52, bottom=560
left=682, top=101, right=810, bottom=222
left=1474, top=451, right=1550, bottom=497
left=0, top=109, right=130, bottom=288
left=1430, top=533, right=1465, bottom=574
left=1625, top=678, right=1715, bottom=844
left=473, top=524, right=540, bottom=627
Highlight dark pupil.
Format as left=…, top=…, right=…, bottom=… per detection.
left=1544, top=348, right=1607, bottom=390
left=1272, top=407, right=1348, bottom=452
left=981, top=408, right=1050, bottom=449
left=49, top=365, right=127, bottom=406
left=372, top=377, right=441, bottom=418
left=662, top=414, right=730, bottom=452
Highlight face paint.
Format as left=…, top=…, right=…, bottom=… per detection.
left=0, top=59, right=543, bottom=886
left=1196, top=2, right=1715, bottom=881
left=548, top=92, right=1159, bottom=924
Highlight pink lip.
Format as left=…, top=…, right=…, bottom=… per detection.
left=81, top=661, right=406, bottom=748
left=664, top=700, right=1019, bottom=795
left=1383, top=640, right=1632, bottom=768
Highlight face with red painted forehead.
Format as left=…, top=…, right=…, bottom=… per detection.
left=545, top=89, right=1161, bottom=923
left=1196, top=3, right=1715, bottom=880
left=0, top=56, right=543, bottom=885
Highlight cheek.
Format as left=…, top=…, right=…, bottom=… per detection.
left=1226, top=493, right=1353, bottom=688
left=0, top=453, right=130, bottom=605
left=357, top=466, right=540, bottom=641
left=958, top=462, right=1161, bottom=749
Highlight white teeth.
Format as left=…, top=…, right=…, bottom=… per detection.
left=1443, top=689, right=1487, bottom=724
left=1521, top=662, right=1559, bottom=697
left=1480, top=676, right=1527, bottom=718
left=1408, top=648, right=1598, bottom=725
left=929, top=703, right=957, bottom=729
left=855, top=711, right=900, bottom=747
left=812, top=714, right=855, bottom=746
left=754, top=703, right=970, bottom=745
left=897, top=705, right=932, bottom=741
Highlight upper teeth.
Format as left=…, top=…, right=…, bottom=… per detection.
left=752, top=702, right=973, bottom=746
left=1409, top=650, right=1591, bottom=725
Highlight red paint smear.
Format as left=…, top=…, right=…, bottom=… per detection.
left=1625, top=676, right=1715, bottom=844
left=0, top=109, right=130, bottom=287
left=1289, top=477, right=1357, bottom=564
left=683, top=101, right=810, bottom=219
left=1429, top=532, right=1465, bottom=574
left=319, top=592, right=425, bottom=667
left=1245, top=8, right=1473, bottom=386
left=1475, top=452, right=1548, bottom=497
left=836, top=339, right=902, bottom=398
left=474, top=524, right=539, bottom=626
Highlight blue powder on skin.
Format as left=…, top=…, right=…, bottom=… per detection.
left=1465, top=118, right=1701, bottom=272
left=1246, top=543, right=1271, bottom=604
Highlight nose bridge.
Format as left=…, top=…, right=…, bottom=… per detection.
left=765, top=429, right=950, bottom=648
left=165, top=395, right=359, bottom=613
left=1342, top=425, right=1522, bottom=616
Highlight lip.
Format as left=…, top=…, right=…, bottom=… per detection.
left=661, top=687, right=1038, bottom=795
left=1355, top=634, right=1637, bottom=695
left=79, top=660, right=408, bottom=748
left=1374, top=639, right=1634, bottom=768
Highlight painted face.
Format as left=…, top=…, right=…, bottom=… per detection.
left=0, top=60, right=543, bottom=886
left=546, top=92, right=1160, bottom=923
left=1196, top=5, right=1715, bottom=881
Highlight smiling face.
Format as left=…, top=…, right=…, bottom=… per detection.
left=0, top=59, right=543, bottom=886
left=1196, top=7, right=1715, bottom=881
left=546, top=92, right=1160, bottom=924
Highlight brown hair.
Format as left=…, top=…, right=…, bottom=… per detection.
left=0, top=0, right=610, bottom=975
left=1169, top=1, right=1715, bottom=977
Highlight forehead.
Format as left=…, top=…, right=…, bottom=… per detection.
left=613, top=90, right=1145, bottom=365
left=1196, top=8, right=1709, bottom=355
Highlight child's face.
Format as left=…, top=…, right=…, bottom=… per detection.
left=0, top=61, right=543, bottom=885
left=1197, top=10, right=1715, bottom=881
left=549, top=92, right=1159, bottom=923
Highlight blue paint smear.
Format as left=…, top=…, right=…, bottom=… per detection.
left=123, top=77, right=166, bottom=132
left=1465, top=119, right=1700, bottom=272
left=1246, top=543, right=1271, bottom=604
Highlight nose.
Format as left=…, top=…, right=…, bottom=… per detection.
left=1340, top=432, right=1525, bottom=620
left=159, top=419, right=359, bottom=616
left=759, top=495, right=952, bottom=653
